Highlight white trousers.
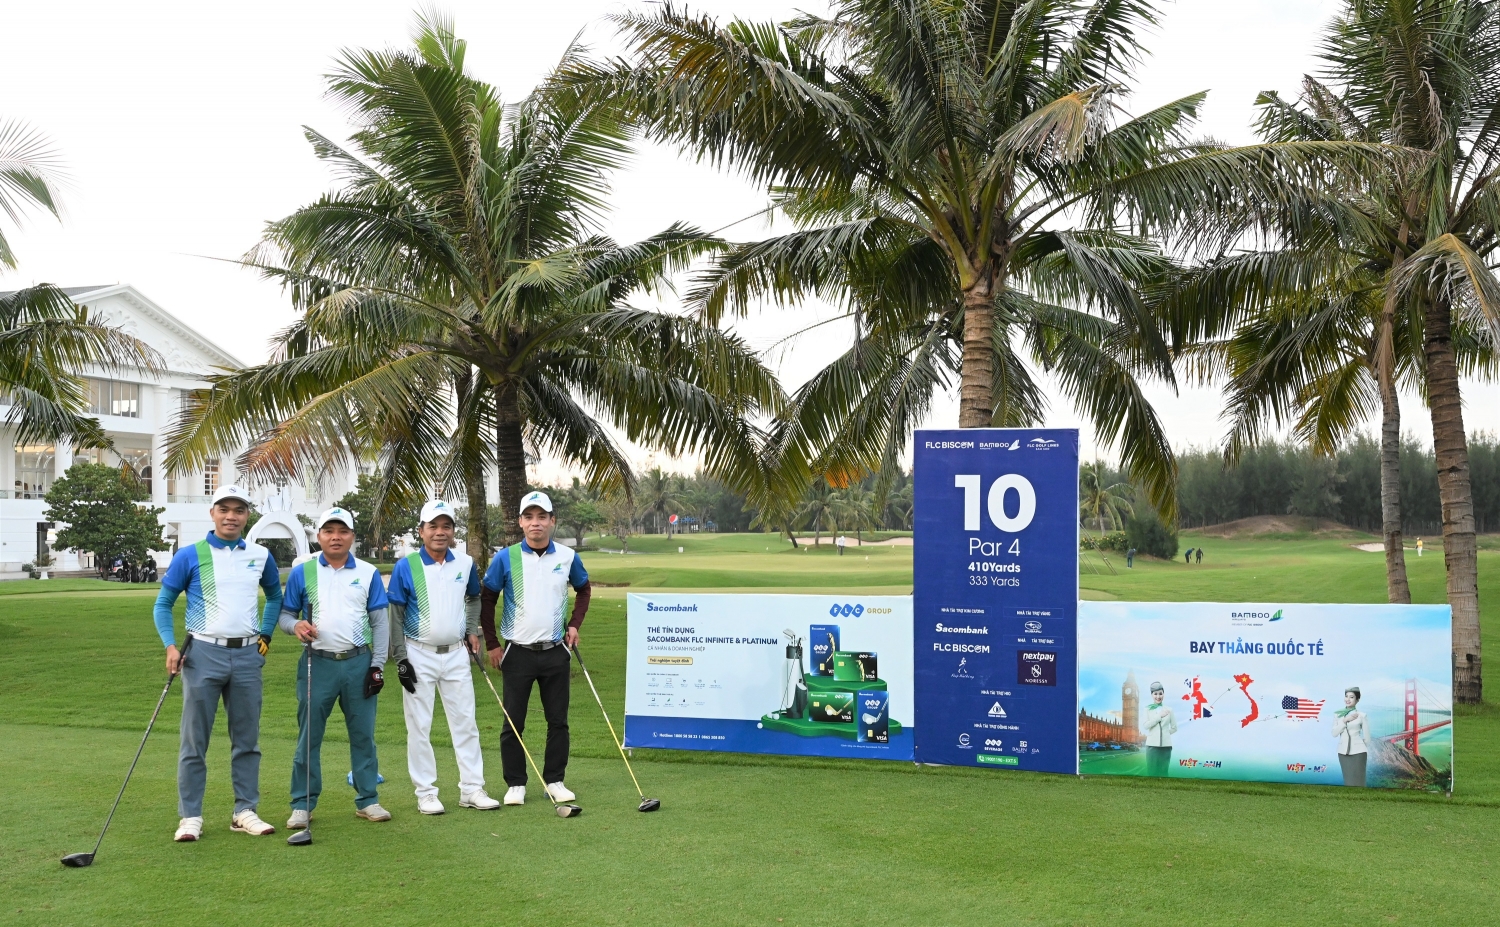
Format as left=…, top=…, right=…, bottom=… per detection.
left=402, top=645, right=485, bottom=799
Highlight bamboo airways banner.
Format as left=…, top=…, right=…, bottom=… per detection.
left=623, top=593, right=915, bottom=760
left=911, top=428, right=1081, bottom=774
left=1077, top=602, right=1453, bottom=791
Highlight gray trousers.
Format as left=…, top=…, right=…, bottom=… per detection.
left=178, top=640, right=265, bottom=817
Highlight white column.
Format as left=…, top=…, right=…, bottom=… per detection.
left=151, top=387, right=169, bottom=506
left=51, top=443, right=78, bottom=570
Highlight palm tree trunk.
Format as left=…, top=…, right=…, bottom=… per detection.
left=494, top=382, right=527, bottom=548
left=456, top=372, right=491, bottom=571
left=1374, top=317, right=1410, bottom=604
left=1423, top=296, right=1481, bottom=704
left=958, top=267, right=996, bottom=428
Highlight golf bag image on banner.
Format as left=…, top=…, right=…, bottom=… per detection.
left=912, top=429, right=1080, bottom=774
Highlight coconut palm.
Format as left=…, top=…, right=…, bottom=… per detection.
left=165, top=15, right=782, bottom=557
left=1078, top=458, right=1133, bottom=531
left=639, top=466, right=684, bottom=534
left=0, top=119, right=64, bottom=270
left=561, top=0, right=1369, bottom=516
left=796, top=477, right=840, bottom=547
left=833, top=483, right=880, bottom=545
left=1196, top=0, right=1500, bottom=701
left=1, top=285, right=163, bottom=450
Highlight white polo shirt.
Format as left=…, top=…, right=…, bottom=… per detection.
left=282, top=554, right=389, bottom=652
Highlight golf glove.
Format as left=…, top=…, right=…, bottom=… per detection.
left=256, top=634, right=272, bottom=657
left=364, top=665, right=384, bottom=698
left=396, top=659, right=417, bottom=694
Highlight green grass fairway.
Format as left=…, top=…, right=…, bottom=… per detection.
left=3, top=533, right=1498, bottom=926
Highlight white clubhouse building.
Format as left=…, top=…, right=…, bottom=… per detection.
left=0, top=285, right=356, bottom=574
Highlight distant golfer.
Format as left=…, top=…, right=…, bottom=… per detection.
left=1184, top=548, right=1193, bottom=564
left=387, top=499, right=499, bottom=814
left=1195, top=548, right=1203, bottom=564
left=1416, top=537, right=1424, bottom=557
left=1143, top=681, right=1177, bottom=777
left=836, top=535, right=847, bottom=556
left=1126, top=548, right=1136, bottom=568
left=279, top=507, right=392, bottom=829
left=152, top=484, right=282, bottom=842
left=481, top=490, right=592, bottom=806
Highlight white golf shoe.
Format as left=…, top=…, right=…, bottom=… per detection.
left=287, top=809, right=310, bottom=830
left=230, top=809, right=275, bottom=835
left=174, top=816, right=203, bottom=842
left=546, top=782, right=576, bottom=802
left=417, top=795, right=445, bottom=815
left=460, top=790, right=500, bottom=810
left=356, top=803, right=392, bottom=822
left=503, top=785, right=526, bottom=806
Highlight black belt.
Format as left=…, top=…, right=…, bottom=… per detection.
left=509, top=640, right=560, bottom=651
left=313, top=645, right=370, bottom=661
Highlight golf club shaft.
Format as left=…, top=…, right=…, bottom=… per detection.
left=469, top=644, right=555, bottom=806
left=89, top=669, right=178, bottom=856
left=303, top=643, right=313, bottom=832
left=566, top=645, right=645, bottom=799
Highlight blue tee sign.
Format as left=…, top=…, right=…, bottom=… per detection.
left=913, top=429, right=1079, bottom=774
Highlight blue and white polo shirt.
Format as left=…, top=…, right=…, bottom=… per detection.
left=282, top=554, right=389, bottom=654
left=158, top=533, right=281, bottom=643
left=387, top=547, right=480, bottom=647
left=482, top=541, right=588, bottom=645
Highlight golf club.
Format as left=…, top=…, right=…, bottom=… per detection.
left=566, top=644, right=659, bottom=812
left=62, top=636, right=193, bottom=868
left=466, top=643, right=582, bottom=818
left=287, top=642, right=314, bottom=847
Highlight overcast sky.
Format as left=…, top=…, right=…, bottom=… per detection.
left=3, top=0, right=1495, bottom=476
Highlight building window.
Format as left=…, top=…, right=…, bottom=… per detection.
left=116, top=440, right=152, bottom=495
left=15, top=444, right=55, bottom=499
left=204, top=460, right=220, bottom=496
left=86, top=378, right=140, bottom=418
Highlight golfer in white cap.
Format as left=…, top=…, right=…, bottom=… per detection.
left=278, top=507, right=393, bottom=829
left=151, top=484, right=282, bottom=841
left=480, top=490, right=592, bottom=806
left=385, top=499, right=500, bottom=813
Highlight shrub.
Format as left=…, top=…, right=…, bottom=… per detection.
left=1126, top=508, right=1178, bottom=559
left=1097, top=531, right=1129, bottom=552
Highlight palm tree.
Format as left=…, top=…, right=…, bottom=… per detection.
left=1, top=286, right=163, bottom=450
left=165, top=14, right=782, bottom=560
left=1202, top=0, right=1499, bottom=702
left=833, top=483, right=880, bottom=545
left=796, top=478, right=840, bottom=547
left=1078, top=459, right=1133, bottom=531
left=561, top=1, right=1362, bottom=516
left=640, top=466, right=683, bottom=534
left=0, top=119, right=65, bottom=270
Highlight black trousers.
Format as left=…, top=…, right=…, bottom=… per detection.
left=499, top=644, right=570, bottom=786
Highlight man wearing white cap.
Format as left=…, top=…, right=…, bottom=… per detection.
left=278, top=507, right=393, bottom=829
left=480, top=490, right=592, bottom=806
left=385, top=499, right=500, bottom=814
left=152, top=484, right=283, bottom=841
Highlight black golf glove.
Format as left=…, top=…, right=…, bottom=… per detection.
left=364, top=665, right=384, bottom=698
left=256, top=634, right=272, bottom=657
left=396, top=659, right=417, bottom=694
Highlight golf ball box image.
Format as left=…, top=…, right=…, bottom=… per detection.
left=625, top=594, right=914, bottom=760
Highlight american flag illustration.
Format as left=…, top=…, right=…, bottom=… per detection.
left=1281, top=695, right=1325, bottom=719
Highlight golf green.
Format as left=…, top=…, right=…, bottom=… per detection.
left=2, top=532, right=1497, bottom=926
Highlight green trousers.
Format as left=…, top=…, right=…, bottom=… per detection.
left=291, top=649, right=380, bottom=811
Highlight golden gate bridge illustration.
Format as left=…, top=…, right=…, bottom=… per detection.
left=1379, top=678, right=1451, bottom=756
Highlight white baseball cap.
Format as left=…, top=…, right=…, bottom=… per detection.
left=210, top=484, right=254, bottom=507
left=315, top=506, right=355, bottom=531
left=519, top=490, right=553, bottom=515
left=419, top=499, right=456, bottom=525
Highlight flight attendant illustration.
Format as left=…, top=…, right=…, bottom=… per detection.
left=1332, top=686, right=1371, bottom=787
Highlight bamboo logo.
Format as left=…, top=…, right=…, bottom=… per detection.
left=1269, top=609, right=1284, bottom=622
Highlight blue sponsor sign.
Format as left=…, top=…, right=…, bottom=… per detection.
left=912, top=428, right=1079, bottom=773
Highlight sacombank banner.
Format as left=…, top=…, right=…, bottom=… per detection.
left=912, top=428, right=1080, bottom=774
left=1077, top=602, right=1452, bottom=791
left=624, top=593, right=914, bottom=760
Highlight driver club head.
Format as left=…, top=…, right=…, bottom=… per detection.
left=60, top=852, right=95, bottom=868
left=286, top=829, right=313, bottom=846
left=638, top=798, right=661, bottom=813
left=555, top=804, right=583, bottom=818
